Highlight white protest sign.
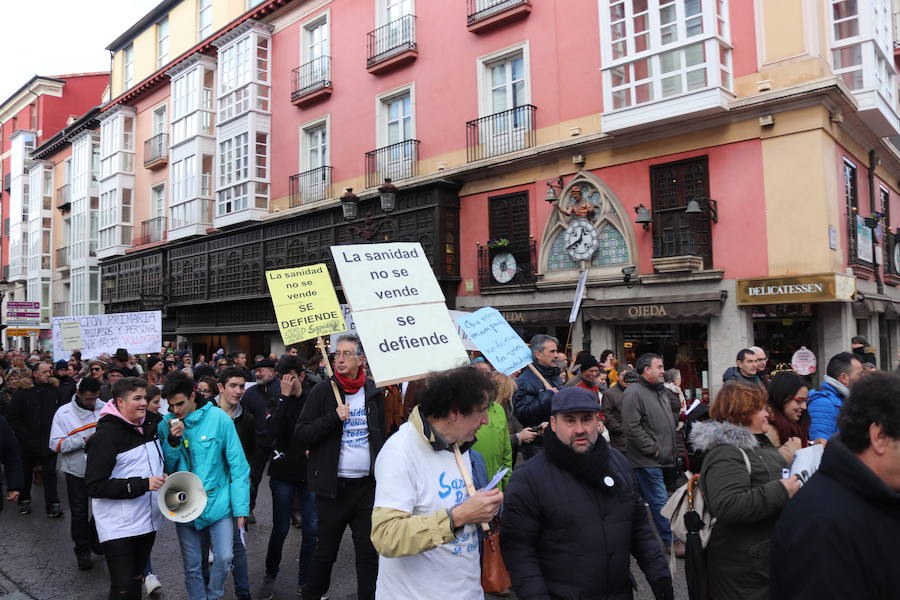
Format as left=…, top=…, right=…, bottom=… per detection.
left=330, top=243, right=445, bottom=311
left=569, top=269, right=589, bottom=323
left=448, top=310, right=479, bottom=352
left=329, top=305, right=357, bottom=348
left=352, top=303, right=470, bottom=386
left=59, top=320, right=84, bottom=351
left=51, top=311, right=162, bottom=361
left=456, top=307, right=533, bottom=375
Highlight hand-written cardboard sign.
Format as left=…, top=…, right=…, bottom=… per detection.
left=456, top=307, right=532, bottom=375
left=352, top=303, right=470, bottom=386
left=266, top=263, right=345, bottom=346
left=59, top=320, right=84, bottom=351
left=329, top=305, right=357, bottom=348
left=330, top=243, right=445, bottom=312
left=448, top=310, right=479, bottom=352
left=331, top=242, right=469, bottom=386
left=52, top=311, right=162, bottom=361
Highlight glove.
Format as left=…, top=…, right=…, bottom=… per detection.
left=650, top=577, right=674, bottom=600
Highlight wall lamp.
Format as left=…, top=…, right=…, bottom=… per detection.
left=340, top=188, right=360, bottom=221
left=634, top=204, right=652, bottom=230
left=622, top=265, right=637, bottom=288
left=685, top=196, right=719, bottom=223
left=544, top=176, right=566, bottom=204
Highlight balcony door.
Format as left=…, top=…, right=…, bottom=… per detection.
left=381, top=0, right=413, bottom=54
left=382, top=93, right=414, bottom=180
left=304, top=124, right=328, bottom=201
left=485, top=53, right=530, bottom=155
left=304, top=19, right=329, bottom=87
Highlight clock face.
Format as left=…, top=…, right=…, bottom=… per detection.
left=564, top=218, right=600, bottom=260
left=491, top=251, right=518, bottom=283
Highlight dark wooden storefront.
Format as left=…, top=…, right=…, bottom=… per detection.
left=100, top=180, right=461, bottom=350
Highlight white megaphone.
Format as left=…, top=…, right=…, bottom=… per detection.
left=158, top=471, right=208, bottom=523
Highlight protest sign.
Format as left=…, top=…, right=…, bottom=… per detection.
left=331, top=242, right=469, bottom=385
left=569, top=269, right=589, bottom=323
left=52, top=311, right=162, bottom=361
left=448, top=310, right=479, bottom=352
left=266, top=263, right=345, bottom=345
left=456, top=307, right=533, bottom=375
left=59, top=320, right=84, bottom=351
left=329, top=304, right=357, bottom=348
left=330, top=243, right=445, bottom=311
left=352, top=303, right=470, bottom=386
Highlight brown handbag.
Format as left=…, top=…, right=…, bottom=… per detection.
left=452, top=445, right=512, bottom=594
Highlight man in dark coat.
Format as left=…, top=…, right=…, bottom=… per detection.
left=600, top=368, right=638, bottom=454
left=54, top=360, right=77, bottom=403
left=0, top=415, right=24, bottom=512
left=771, top=371, right=900, bottom=600
left=512, top=334, right=563, bottom=458
left=850, top=335, right=877, bottom=367
left=501, top=386, right=673, bottom=600
left=241, top=357, right=282, bottom=512
left=6, top=360, right=65, bottom=516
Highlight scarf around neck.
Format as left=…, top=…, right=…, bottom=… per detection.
left=544, top=425, right=619, bottom=493
left=335, top=367, right=367, bottom=395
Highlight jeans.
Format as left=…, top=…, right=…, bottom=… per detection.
left=176, top=517, right=234, bottom=600
left=200, top=517, right=249, bottom=597
left=634, top=467, right=672, bottom=546
left=266, top=478, right=318, bottom=585
left=249, top=445, right=271, bottom=512
left=303, top=477, right=377, bottom=600
left=101, top=531, right=156, bottom=600
left=20, top=454, right=59, bottom=510
left=65, top=474, right=96, bottom=553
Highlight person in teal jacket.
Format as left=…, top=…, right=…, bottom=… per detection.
left=158, top=371, right=251, bottom=600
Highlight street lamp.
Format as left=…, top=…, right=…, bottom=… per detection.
left=340, top=188, right=359, bottom=221
left=378, top=178, right=398, bottom=213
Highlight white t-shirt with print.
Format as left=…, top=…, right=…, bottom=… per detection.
left=337, top=388, right=370, bottom=478
left=374, top=421, right=483, bottom=600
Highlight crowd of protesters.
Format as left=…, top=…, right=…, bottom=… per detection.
left=0, top=332, right=898, bottom=600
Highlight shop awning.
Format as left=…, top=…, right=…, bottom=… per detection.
left=497, top=306, right=571, bottom=325
left=583, top=293, right=724, bottom=321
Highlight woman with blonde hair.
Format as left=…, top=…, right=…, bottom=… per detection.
left=688, top=382, right=802, bottom=600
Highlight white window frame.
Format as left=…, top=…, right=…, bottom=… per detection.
left=302, top=12, right=330, bottom=64
left=375, top=83, right=416, bottom=149
left=157, top=17, right=170, bottom=68
left=152, top=104, right=168, bottom=136
left=150, top=182, right=166, bottom=218
left=476, top=41, right=531, bottom=118
left=198, top=0, right=213, bottom=41
left=377, top=0, right=414, bottom=26
left=123, top=44, right=134, bottom=89
left=299, top=115, right=330, bottom=173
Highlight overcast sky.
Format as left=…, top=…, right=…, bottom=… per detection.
left=0, top=0, right=161, bottom=103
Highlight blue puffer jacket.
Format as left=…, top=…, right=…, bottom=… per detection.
left=157, top=403, right=251, bottom=529
left=807, top=381, right=846, bottom=441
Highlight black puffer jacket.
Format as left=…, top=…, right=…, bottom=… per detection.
left=268, top=390, right=309, bottom=483
left=501, top=431, right=670, bottom=599
left=241, top=379, right=281, bottom=448
left=295, top=377, right=385, bottom=498
left=6, top=382, right=65, bottom=457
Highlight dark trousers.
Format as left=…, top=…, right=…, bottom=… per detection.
left=65, top=474, right=97, bottom=553
left=303, top=477, right=377, bottom=600
left=20, top=454, right=59, bottom=509
left=249, top=444, right=271, bottom=511
left=267, top=478, right=318, bottom=585
left=101, top=531, right=156, bottom=600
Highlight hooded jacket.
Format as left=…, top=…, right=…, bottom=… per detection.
left=84, top=401, right=164, bottom=543
left=470, top=401, right=513, bottom=491
left=295, top=376, right=385, bottom=498
left=690, top=420, right=790, bottom=600
left=771, top=437, right=900, bottom=600
left=213, top=397, right=255, bottom=462
left=501, top=428, right=670, bottom=599
left=622, top=378, right=676, bottom=469
left=157, top=402, right=251, bottom=530
left=49, top=396, right=105, bottom=478
left=7, top=380, right=65, bottom=457
left=807, top=378, right=848, bottom=441
left=512, top=362, right=563, bottom=428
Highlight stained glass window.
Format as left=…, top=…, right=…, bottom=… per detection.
left=547, top=222, right=628, bottom=271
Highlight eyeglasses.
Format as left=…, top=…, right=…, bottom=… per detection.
left=334, top=351, right=357, bottom=359
left=90, top=367, right=103, bottom=372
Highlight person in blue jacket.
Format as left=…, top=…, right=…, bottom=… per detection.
left=512, top=334, right=563, bottom=459
left=158, top=371, right=251, bottom=600
left=807, top=352, right=863, bottom=442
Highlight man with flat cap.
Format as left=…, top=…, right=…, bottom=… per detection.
left=501, top=386, right=673, bottom=600
left=241, top=357, right=282, bottom=514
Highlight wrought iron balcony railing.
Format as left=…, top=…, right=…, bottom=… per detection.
left=291, top=56, right=332, bottom=101
left=367, top=15, right=416, bottom=67
left=365, top=140, right=419, bottom=188
left=56, top=246, right=69, bottom=269
left=289, top=166, right=333, bottom=207
left=466, top=104, right=536, bottom=162
left=56, top=184, right=71, bottom=208
left=467, top=0, right=529, bottom=24
left=143, top=133, right=169, bottom=167
left=135, top=216, right=167, bottom=246
left=477, top=239, right=537, bottom=288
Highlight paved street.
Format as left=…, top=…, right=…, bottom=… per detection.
left=0, top=470, right=689, bottom=599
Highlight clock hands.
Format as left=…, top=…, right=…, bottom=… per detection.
left=566, top=231, right=585, bottom=251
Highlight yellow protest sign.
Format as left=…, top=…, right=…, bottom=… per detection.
left=266, top=263, right=345, bottom=345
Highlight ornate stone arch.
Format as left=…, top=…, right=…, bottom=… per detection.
left=538, top=170, right=637, bottom=284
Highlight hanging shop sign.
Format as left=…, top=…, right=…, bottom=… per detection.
left=791, top=346, right=817, bottom=376
left=736, top=274, right=856, bottom=306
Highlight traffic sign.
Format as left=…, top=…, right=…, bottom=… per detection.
left=7, top=302, right=40, bottom=326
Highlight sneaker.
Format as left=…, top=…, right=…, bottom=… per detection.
left=144, top=573, right=162, bottom=596
left=18, top=500, right=31, bottom=515
left=76, top=550, right=93, bottom=571
left=259, top=575, right=276, bottom=600
left=47, top=502, right=64, bottom=518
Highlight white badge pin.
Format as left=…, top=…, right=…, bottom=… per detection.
left=603, top=476, right=615, bottom=487
left=201, top=435, right=207, bottom=440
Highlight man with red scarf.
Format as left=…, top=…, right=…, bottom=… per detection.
left=295, top=335, right=386, bottom=600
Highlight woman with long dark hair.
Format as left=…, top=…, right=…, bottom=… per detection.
left=765, top=371, right=809, bottom=464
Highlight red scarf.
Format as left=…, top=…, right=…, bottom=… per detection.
left=335, top=367, right=367, bottom=395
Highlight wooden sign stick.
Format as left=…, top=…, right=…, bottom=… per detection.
left=452, top=444, right=490, bottom=532
left=316, top=336, right=345, bottom=407
left=527, top=362, right=554, bottom=390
